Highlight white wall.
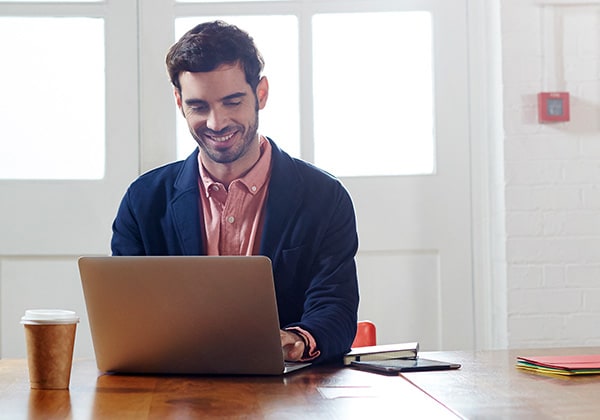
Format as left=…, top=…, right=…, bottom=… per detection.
left=500, top=0, right=600, bottom=348
left=3, top=1, right=600, bottom=357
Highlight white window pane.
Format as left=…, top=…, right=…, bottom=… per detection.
left=175, top=16, right=300, bottom=160
left=0, top=0, right=99, bottom=2
left=313, top=12, right=435, bottom=177
left=177, top=0, right=284, bottom=2
left=0, top=17, right=105, bottom=180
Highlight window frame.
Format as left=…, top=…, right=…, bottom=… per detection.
left=0, top=0, right=139, bottom=255
left=140, top=0, right=437, bottom=173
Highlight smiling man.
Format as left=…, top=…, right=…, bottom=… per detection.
left=111, top=20, right=359, bottom=364
left=177, top=65, right=266, bottom=181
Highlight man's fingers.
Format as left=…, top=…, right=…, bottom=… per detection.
left=287, top=341, right=304, bottom=361
left=280, top=330, right=305, bottom=361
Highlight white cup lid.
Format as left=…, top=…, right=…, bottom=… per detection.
left=21, top=309, right=80, bottom=325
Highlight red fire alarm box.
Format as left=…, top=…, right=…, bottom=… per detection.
left=538, top=92, right=570, bottom=123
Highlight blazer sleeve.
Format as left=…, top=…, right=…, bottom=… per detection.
left=111, top=187, right=146, bottom=256
left=291, top=185, right=359, bottom=363
left=265, top=153, right=359, bottom=364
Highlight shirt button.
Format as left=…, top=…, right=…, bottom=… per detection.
left=251, top=185, right=257, bottom=192
left=227, top=216, right=235, bottom=224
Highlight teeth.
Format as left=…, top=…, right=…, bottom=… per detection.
left=212, top=132, right=235, bottom=142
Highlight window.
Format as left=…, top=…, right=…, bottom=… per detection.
left=0, top=17, right=105, bottom=180
left=0, top=0, right=99, bottom=2
left=312, top=11, right=435, bottom=176
left=1, top=1, right=438, bottom=179
left=174, top=7, right=435, bottom=177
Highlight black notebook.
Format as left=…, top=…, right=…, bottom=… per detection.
left=351, top=357, right=461, bottom=375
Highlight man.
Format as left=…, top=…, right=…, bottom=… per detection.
left=111, top=20, right=359, bottom=364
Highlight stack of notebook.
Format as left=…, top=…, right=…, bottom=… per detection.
left=516, top=354, right=600, bottom=376
left=343, top=342, right=419, bottom=365
left=345, top=342, right=462, bottom=374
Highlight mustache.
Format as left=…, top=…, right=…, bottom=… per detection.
left=200, top=127, right=237, bottom=136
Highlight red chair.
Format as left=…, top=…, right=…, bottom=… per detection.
left=351, top=320, right=377, bottom=348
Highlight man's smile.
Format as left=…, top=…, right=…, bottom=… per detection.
left=205, top=131, right=236, bottom=142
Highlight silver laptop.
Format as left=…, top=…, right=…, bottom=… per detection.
left=78, top=256, right=310, bottom=375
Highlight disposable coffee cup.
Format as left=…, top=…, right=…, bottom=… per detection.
left=21, top=309, right=79, bottom=390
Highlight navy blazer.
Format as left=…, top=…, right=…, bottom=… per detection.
left=111, top=139, right=359, bottom=363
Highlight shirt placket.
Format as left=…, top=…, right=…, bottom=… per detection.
left=220, top=182, right=246, bottom=255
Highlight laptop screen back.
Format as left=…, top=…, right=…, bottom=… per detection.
left=79, top=256, right=288, bottom=375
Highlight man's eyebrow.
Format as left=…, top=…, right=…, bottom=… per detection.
left=184, top=98, right=207, bottom=107
left=184, top=92, right=247, bottom=107
left=222, top=92, right=247, bottom=101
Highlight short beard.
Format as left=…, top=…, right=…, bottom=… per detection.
left=191, top=99, right=260, bottom=164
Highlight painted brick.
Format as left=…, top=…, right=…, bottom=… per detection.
left=505, top=186, right=582, bottom=211
left=507, top=237, right=600, bottom=263
left=561, top=314, right=600, bottom=340
left=563, top=161, right=600, bottom=184
left=573, top=80, right=600, bottom=102
left=502, top=61, right=541, bottom=84
left=505, top=211, right=543, bottom=236
left=583, top=290, right=600, bottom=311
left=508, top=265, right=543, bottom=288
left=581, top=136, right=600, bottom=158
left=502, top=31, right=541, bottom=59
left=501, top=4, right=540, bottom=34
left=582, top=186, right=600, bottom=209
left=565, top=58, right=600, bottom=81
left=543, top=265, right=566, bottom=288
left=566, top=265, right=600, bottom=287
left=508, top=288, right=582, bottom=314
left=503, top=107, right=542, bottom=136
left=483, top=1, right=598, bottom=349
left=504, top=135, right=579, bottom=161
left=502, top=84, right=540, bottom=108
left=542, top=211, right=600, bottom=236
left=504, top=161, right=564, bottom=185
left=507, top=315, right=563, bottom=341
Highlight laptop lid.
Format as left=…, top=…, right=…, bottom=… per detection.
left=78, top=256, right=308, bottom=375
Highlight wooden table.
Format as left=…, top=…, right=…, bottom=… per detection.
left=0, top=358, right=456, bottom=419
left=403, top=347, right=600, bottom=419
left=2, top=347, right=599, bottom=419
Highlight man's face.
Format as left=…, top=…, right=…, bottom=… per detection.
left=176, top=63, right=268, bottom=167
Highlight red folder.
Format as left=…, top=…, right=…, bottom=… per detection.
left=516, top=354, right=600, bottom=375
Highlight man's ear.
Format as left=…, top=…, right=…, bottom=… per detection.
left=256, top=76, right=269, bottom=110
left=174, top=88, right=186, bottom=117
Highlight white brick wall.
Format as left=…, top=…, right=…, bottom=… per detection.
left=501, top=0, right=600, bottom=348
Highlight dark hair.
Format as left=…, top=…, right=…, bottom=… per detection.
left=166, top=20, right=265, bottom=92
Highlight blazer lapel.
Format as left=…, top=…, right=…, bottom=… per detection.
left=171, top=150, right=204, bottom=255
left=260, top=141, right=303, bottom=258
left=170, top=142, right=299, bottom=257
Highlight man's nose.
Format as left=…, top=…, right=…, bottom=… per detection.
left=206, top=109, right=228, bottom=131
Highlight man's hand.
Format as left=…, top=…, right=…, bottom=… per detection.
left=280, top=330, right=305, bottom=362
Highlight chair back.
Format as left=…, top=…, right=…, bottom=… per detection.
left=351, top=320, right=377, bottom=348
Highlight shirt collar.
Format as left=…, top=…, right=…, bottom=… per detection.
left=198, top=136, right=272, bottom=197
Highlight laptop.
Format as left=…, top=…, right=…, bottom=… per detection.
left=78, top=256, right=311, bottom=375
